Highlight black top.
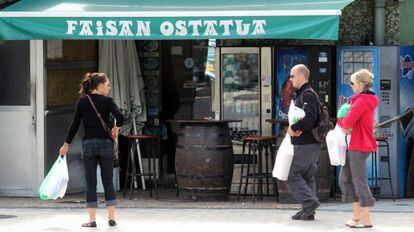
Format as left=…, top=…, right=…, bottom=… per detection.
left=65, top=94, right=124, bottom=144
left=290, top=83, right=319, bottom=145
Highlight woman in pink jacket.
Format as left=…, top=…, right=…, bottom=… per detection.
left=337, top=69, right=379, bottom=228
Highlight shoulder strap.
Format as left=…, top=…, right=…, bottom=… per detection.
left=300, top=88, right=322, bottom=106
left=86, top=95, right=112, bottom=137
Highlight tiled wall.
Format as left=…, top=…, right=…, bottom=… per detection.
left=338, top=0, right=375, bottom=46
left=338, top=0, right=401, bottom=46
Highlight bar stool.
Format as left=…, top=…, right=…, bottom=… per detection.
left=123, top=134, right=159, bottom=200
left=237, top=135, right=278, bottom=202
left=369, top=136, right=396, bottom=201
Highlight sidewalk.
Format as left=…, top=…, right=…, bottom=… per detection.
left=0, top=190, right=413, bottom=231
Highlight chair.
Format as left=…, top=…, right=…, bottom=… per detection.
left=369, top=136, right=396, bottom=201
left=237, top=135, right=278, bottom=202
left=123, top=134, right=159, bottom=200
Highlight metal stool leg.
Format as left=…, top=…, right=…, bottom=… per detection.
left=270, top=141, right=278, bottom=201
left=252, top=141, right=257, bottom=203
left=147, top=138, right=153, bottom=199
left=257, top=142, right=263, bottom=201
left=384, top=141, right=396, bottom=201
left=129, top=139, right=138, bottom=200
left=244, top=141, right=252, bottom=199
left=152, top=137, right=159, bottom=200
left=237, top=140, right=247, bottom=201
left=123, top=141, right=133, bottom=199
left=264, top=141, right=270, bottom=198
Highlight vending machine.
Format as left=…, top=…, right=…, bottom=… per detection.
left=337, top=46, right=401, bottom=197
left=218, top=47, right=272, bottom=137
left=217, top=47, right=273, bottom=194
left=274, top=46, right=336, bottom=134
left=399, top=46, right=414, bottom=197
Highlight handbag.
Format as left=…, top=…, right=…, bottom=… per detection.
left=86, top=95, right=120, bottom=168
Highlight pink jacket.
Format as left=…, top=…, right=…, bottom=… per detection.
left=337, top=92, right=379, bottom=153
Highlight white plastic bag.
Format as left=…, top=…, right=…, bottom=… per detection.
left=288, top=100, right=306, bottom=125
left=39, top=156, right=69, bottom=200
left=326, top=124, right=348, bottom=166
left=272, top=134, right=294, bottom=181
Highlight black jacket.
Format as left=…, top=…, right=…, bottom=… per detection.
left=290, top=83, right=319, bottom=145
left=65, top=94, right=124, bottom=144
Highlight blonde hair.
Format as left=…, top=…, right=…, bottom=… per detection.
left=351, top=69, right=374, bottom=90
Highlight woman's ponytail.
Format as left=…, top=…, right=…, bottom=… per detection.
left=79, top=72, right=107, bottom=96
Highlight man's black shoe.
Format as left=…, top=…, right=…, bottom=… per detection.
left=300, top=201, right=320, bottom=220
left=301, top=214, right=315, bottom=220
left=292, top=210, right=315, bottom=220
left=291, top=210, right=303, bottom=220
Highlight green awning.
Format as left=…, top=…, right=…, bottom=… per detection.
left=0, top=0, right=353, bottom=40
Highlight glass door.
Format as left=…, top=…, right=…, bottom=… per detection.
left=220, top=47, right=260, bottom=137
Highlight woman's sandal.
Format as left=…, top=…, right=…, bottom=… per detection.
left=345, top=219, right=359, bottom=227
left=349, top=222, right=373, bottom=228
left=108, top=219, right=117, bottom=227
left=81, top=221, right=97, bottom=227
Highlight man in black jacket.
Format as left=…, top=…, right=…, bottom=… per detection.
left=286, top=64, right=321, bottom=220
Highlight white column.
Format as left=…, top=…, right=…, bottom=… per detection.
left=31, top=40, right=46, bottom=195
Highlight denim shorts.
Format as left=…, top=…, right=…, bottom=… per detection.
left=81, top=138, right=114, bottom=160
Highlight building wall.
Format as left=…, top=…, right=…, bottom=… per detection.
left=338, top=0, right=375, bottom=46
left=400, top=0, right=414, bottom=45
left=338, top=0, right=400, bottom=46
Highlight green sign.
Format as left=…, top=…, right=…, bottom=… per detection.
left=0, top=0, right=354, bottom=40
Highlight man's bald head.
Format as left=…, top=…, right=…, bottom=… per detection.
left=289, top=64, right=310, bottom=89
left=292, top=64, right=310, bottom=80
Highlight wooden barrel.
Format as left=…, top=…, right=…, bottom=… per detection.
left=175, top=121, right=234, bottom=201
left=276, top=146, right=333, bottom=203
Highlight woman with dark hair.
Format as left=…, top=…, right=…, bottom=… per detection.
left=59, top=72, right=124, bottom=228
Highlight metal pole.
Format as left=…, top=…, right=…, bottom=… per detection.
left=132, top=117, right=146, bottom=190
left=375, top=108, right=414, bottom=128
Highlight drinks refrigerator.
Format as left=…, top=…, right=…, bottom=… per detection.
left=218, top=47, right=273, bottom=138
left=337, top=46, right=402, bottom=197
left=216, top=47, right=273, bottom=193
left=274, top=46, right=336, bottom=134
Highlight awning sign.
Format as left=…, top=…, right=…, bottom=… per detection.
left=0, top=16, right=340, bottom=40
left=0, top=0, right=354, bottom=40
left=66, top=19, right=266, bottom=38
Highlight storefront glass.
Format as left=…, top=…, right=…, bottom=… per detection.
left=221, top=52, right=259, bottom=132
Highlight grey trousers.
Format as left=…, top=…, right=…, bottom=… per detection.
left=339, top=150, right=375, bottom=207
left=285, top=143, right=321, bottom=208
